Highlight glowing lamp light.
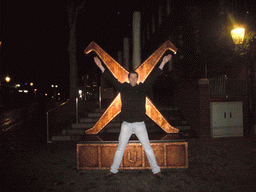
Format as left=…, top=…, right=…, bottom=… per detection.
left=231, top=28, right=245, bottom=44
left=51, top=85, right=54, bottom=87
left=5, top=76, right=11, bottom=83
left=30, top=83, right=33, bottom=86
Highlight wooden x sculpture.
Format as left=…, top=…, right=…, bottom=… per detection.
left=84, top=40, right=179, bottom=134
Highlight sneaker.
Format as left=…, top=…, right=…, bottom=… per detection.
left=105, top=171, right=116, bottom=179
left=154, top=172, right=163, bottom=179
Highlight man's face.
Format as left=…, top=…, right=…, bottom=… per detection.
left=128, top=73, right=138, bottom=87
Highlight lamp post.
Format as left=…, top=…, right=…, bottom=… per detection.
left=231, top=27, right=255, bottom=136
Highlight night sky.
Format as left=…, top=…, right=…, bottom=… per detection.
left=1, top=0, right=142, bottom=94
left=2, top=0, right=255, bottom=95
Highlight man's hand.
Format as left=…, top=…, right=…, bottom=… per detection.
left=94, top=57, right=105, bottom=72
left=159, top=54, right=172, bottom=69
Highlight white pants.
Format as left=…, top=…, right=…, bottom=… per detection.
left=110, top=121, right=161, bottom=174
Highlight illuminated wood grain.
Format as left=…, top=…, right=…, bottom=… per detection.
left=84, top=41, right=179, bottom=134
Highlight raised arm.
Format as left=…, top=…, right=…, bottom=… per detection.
left=142, top=54, right=172, bottom=91
left=94, top=56, right=122, bottom=90
left=159, top=54, right=172, bottom=69
left=94, top=56, right=105, bottom=72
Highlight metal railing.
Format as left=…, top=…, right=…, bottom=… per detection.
left=46, top=100, right=69, bottom=143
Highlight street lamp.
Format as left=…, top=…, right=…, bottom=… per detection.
left=5, top=76, right=10, bottom=83
left=231, top=26, right=256, bottom=136
left=231, top=28, right=245, bottom=44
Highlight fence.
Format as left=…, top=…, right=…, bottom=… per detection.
left=209, top=78, right=249, bottom=97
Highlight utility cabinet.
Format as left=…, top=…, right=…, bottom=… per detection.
left=210, top=102, right=243, bottom=138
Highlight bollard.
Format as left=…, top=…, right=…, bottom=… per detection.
left=76, top=97, right=79, bottom=124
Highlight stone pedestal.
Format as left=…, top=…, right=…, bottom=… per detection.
left=77, top=133, right=188, bottom=170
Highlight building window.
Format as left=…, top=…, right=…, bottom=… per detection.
left=152, top=15, right=155, bottom=34
left=147, top=23, right=150, bottom=40
left=159, top=5, right=162, bottom=26
left=167, top=0, right=171, bottom=16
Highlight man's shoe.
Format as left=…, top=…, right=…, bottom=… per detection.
left=105, top=171, right=116, bottom=179
left=154, top=172, right=163, bottom=179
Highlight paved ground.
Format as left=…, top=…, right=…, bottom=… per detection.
left=1, top=136, right=256, bottom=192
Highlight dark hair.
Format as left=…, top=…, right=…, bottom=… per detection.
left=128, top=71, right=138, bottom=78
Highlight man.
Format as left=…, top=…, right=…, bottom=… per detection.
left=94, top=54, right=172, bottom=179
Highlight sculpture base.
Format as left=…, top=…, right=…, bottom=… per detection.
left=77, top=133, right=188, bottom=169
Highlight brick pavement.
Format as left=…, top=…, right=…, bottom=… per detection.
left=1, top=137, right=256, bottom=192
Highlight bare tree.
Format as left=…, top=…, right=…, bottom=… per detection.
left=67, top=0, right=85, bottom=101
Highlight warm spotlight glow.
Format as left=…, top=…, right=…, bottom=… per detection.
left=5, top=76, right=10, bottom=83
left=24, top=90, right=28, bottom=93
left=30, top=82, right=33, bottom=86
left=231, top=28, right=245, bottom=44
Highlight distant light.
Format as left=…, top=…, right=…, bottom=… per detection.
left=55, top=85, right=58, bottom=88
left=5, top=76, right=10, bottom=83
left=45, top=93, right=48, bottom=96
left=24, top=90, right=28, bottom=93
left=34, top=89, right=37, bottom=92
left=18, top=90, right=23, bottom=92
left=58, top=93, right=60, bottom=95
left=16, top=84, right=21, bottom=88
left=30, top=83, right=33, bottom=86
left=52, top=96, right=54, bottom=98
left=51, top=85, right=54, bottom=87
left=78, top=90, right=82, bottom=95
left=25, top=83, right=27, bottom=85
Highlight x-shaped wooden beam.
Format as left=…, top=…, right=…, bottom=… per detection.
left=84, top=40, right=179, bottom=134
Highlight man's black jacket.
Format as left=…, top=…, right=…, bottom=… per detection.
left=103, top=67, right=163, bottom=123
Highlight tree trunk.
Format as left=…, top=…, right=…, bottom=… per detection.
left=68, top=25, right=78, bottom=101
left=67, top=0, right=85, bottom=101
